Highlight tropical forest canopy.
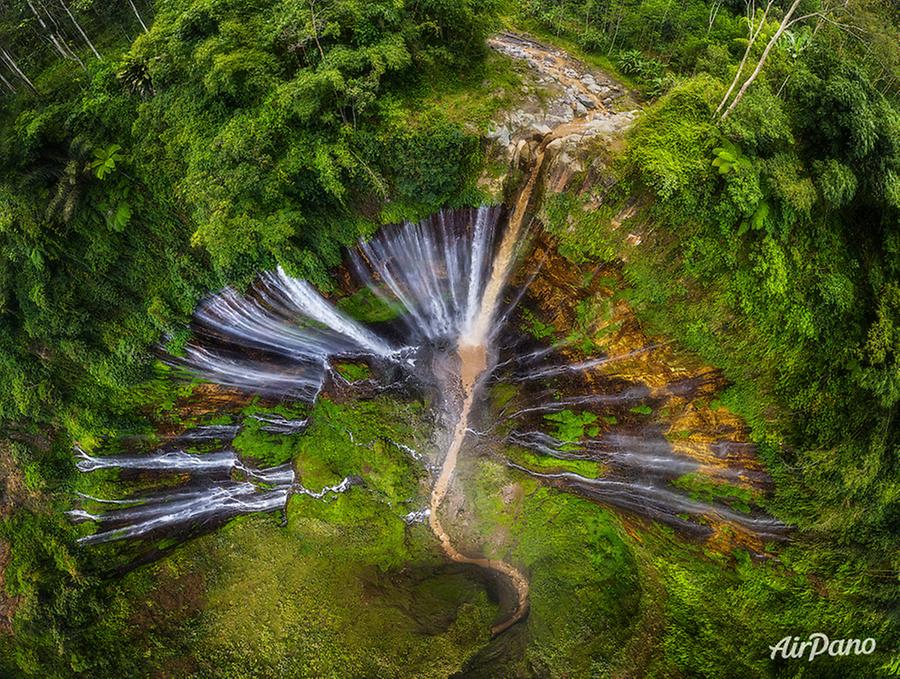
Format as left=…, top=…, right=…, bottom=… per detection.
left=0, top=0, right=897, bottom=676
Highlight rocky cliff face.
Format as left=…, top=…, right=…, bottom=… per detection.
left=481, top=32, right=639, bottom=200
left=467, top=33, right=782, bottom=556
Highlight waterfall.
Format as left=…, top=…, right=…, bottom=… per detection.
left=75, top=445, right=240, bottom=474
left=351, top=206, right=500, bottom=343
left=249, top=413, right=309, bottom=435
left=503, top=385, right=653, bottom=420
left=71, top=207, right=509, bottom=548
left=166, top=207, right=506, bottom=400
left=70, top=445, right=356, bottom=545
left=172, top=344, right=326, bottom=401
left=168, top=424, right=241, bottom=441
left=69, top=481, right=292, bottom=546
left=267, top=268, right=394, bottom=356
left=70, top=201, right=784, bottom=637
left=506, top=462, right=787, bottom=540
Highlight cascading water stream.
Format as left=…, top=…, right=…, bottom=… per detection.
left=74, top=445, right=241, bottom=474
left=61, top=32, right=791, bottom=646
left=70, top=127, right=783, bottom=636
left=69, top=480, right=293, bottom=546
left=71, top=437, right=356, bottom=545
left=506, top=462, right=786, bottom=541
left=69, top=207, right=507, bottom=538
left=424, top=146, right=550, bottom=635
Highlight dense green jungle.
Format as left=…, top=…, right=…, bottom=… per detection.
left=0, top=0, right=897, bottom=677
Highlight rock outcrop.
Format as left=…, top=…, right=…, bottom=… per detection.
left=482, top=32, right=639, bottom=197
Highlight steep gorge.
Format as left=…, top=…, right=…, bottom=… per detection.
left=67, top=33, right=785, bottom=644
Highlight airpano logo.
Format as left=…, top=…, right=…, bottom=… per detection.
left=770, top=633, right=876, bottom=661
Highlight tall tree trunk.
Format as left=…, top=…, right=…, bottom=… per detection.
left=27, top=0, right=87, bottom=71
left=722, top=0, right=802, bottom=119
left=0, top=68, right=16, bottom=94
left=52, top=31, right=86, bottom=70
left=707, top=0, right=723, bottom=34
left=308, top=0, right=325, bottom=60
left=715, top=1, right=773, bottom=116
left=28, top=0, right=66, bottom=59
left=35, top=0, right=62, bottom=32
left=0, top=46, right=38, bottom=92
left=58, top=0, right=101, bottom=59
left=607, top=12, right=621, bottom=55
left=127, top=0, right=149, bottom=33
